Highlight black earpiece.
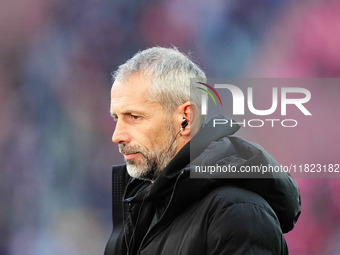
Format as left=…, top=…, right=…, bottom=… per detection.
left=181, top=118, right=188, bottom=130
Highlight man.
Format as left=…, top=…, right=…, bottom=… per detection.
left=105, top=47, right=300, bottom=255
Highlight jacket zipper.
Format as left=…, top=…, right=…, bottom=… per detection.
left=136, top=169, right=186, bottom=255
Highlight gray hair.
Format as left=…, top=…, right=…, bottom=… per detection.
left=112, top=47, right=207, bottom=128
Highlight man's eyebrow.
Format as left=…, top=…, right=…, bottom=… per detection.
left=110, top=109, right=148, bottom=118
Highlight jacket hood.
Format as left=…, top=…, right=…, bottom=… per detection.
left=122, top=116, right=301, bottom=233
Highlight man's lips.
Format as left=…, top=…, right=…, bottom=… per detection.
left=124, top=152, right=140, bottom=160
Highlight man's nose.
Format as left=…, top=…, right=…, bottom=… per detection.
left=112, top=121, right=131, bottom=144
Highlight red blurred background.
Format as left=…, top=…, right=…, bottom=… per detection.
left=1, top=0, right=340, bottom=254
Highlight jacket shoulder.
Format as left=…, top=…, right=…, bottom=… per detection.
left=204, top=186, right=287, bottom=254
left=205, top=185, right=278, bottom=220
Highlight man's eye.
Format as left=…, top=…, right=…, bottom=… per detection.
left=131, top=115, right=140, bottom=120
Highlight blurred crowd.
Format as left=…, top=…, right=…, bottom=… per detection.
left=1, top=0, right=340, bottom=254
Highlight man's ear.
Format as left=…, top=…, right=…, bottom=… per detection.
left=177, top=102, right=199, bottom=137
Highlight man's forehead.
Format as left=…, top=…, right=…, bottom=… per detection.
left=110, top=77, right=159, bottom=115
left=111, top=89, right=147, bottom=107
left=110, top=82, right=149, bottom=103
left=111, top=73, right=151, bottom=95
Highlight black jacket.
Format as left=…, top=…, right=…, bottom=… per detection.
left=104, top=117, right=301, bottom=255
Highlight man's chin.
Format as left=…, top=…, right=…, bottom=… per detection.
left=126, top=164, right=154, bottom=181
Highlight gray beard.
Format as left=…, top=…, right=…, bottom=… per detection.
left=119, top=125, right=177, bottom=181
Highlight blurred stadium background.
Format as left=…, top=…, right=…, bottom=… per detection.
left=1, top=0, right=340, bottom=254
